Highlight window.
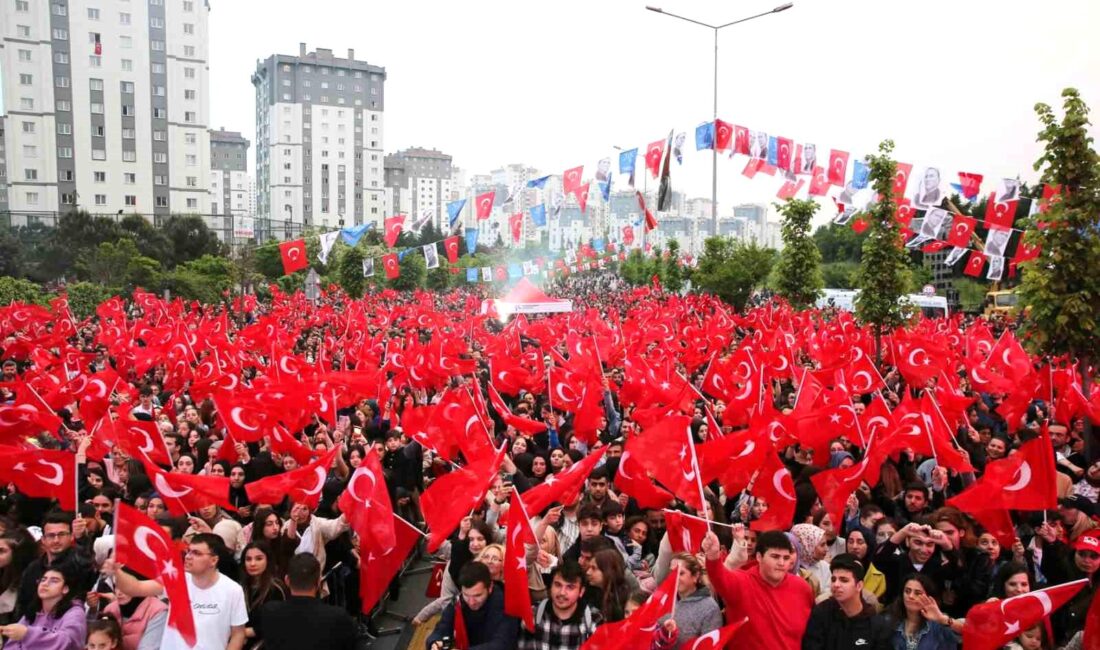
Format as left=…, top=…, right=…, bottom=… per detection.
left=153, top=108, right=166, bottom=119
left=154, top=175, right=167, bottom=186
left=17, top=25, right=31, bottom=37
left=184, top=111, right=196, bottom=123
left=121, top=59, right=133, bottom=71
left=55, top=76, right=70, bottom=88
left=24, top=169, right=37, bottom=181
left=54, top=52, right=69, bottom=64
left=57, top=123, right=72, bottom=135
left=94, top=194, right=107, bottom=205
left=56, top=100, right=71, bottom=111
left=18, top=49, right=32, bottom=62
left=302, top=80, right=311, bottom=88
left=19, top=74, right=33, bottom=85
left=186, top=176, right=198, bottom=187
left=121, top=81, right=134, bottom=93
left=21, top=121, right=35, bottom=134
left=282, top=79, right=291, bottom=87
left=94, top=171, right=106, bottom=182
left=184, top=0, right=194, bottom=10
left=125, top=195, right=137, bottom=206
left=16, top=0, right=29, bottom=10
left=282, top=93, right=291, bottom=101
left=121, top=105, right=134, bottom=116
left=23, top=145, right=37, bottom=158
left=183, top=45, right=195, bottom=57
left=90, top=78, right=104, bottom=91
left=119, top=12, right=130, bottom=24
left=150, top=17, right=164, bottom=28
left=186, top=198, right=198, bottom=208
left=53, top=28, right=68, bottom=40
left=91, top=102, right=104, bottom=114
left=89, top=55, right=102, bottom=67
left=153, top=130, right=166, bottom=141
left=52, top=3, right=66, bottom=15
left=26, top=192, right=40, bottom=205
left=121, top=151, right=136, bottom=162
left=120, top=35, right=132, bottom=48
left=92, top=150, right=106, bottom=160
left=151, top=40, right=164, bottom=51
left=185, top=133, right=196, bottom=145
left=60, top=170, right=74, bottom=181
left=61, top=193, right=75, bottom=205
left=183, top=23, right=194, bottom=35
left=155, top=197, right=169, bottom=208
left=186, top=154, right=197, bottom=166
left=302, top=94, right=311, bottom=102
left=153, top=85, right=165, bottom=96
left=184, top=67, right=196, bottom=79
left=320, top=81, right=329, bottom=89
left=184, top=89, right=196, bottom=100
left=124, top=173, right=136, bottom=184
left=88, top=7, right=100, bottom=19
left=151, top=63, right=165, bottom=74
left=153, top=153, right=167, bottom=163
left=122, top=128, right=135, bottom=139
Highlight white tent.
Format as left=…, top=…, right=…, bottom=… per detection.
left=480, top=278, right=573, bottom=318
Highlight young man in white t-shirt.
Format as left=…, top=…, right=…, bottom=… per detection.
left=110, top=533, right=248, bottom=650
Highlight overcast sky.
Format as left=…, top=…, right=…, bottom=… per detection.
left=208, top=0, right=1096, bottom=217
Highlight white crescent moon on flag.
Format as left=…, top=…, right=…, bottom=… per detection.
left=288, top=247, right=301, bottom=261
left=33, top=460, right=64, bottom=486
left=772, top=469, right=795, bottom=501
left=154, top=473, right=194, bottom=499
left=301, top=467, right=327, bottom=496
left=907, top=349, right=927, bottom=367
left=347, top=467, right=376, bottom=503
left=230, top=407, right=259, bottom=432
left=1004, top=461, right=1032, bottom=492
left=690, top=630, right=722, bottom=650
left=134, top=526, right=162, bottom=562
left=617, top=452, right=636, bottom=480
left=853, top=371, right=872, bottom=392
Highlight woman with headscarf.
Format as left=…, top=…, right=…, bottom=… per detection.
left=791, top=523, right=831, bottom=598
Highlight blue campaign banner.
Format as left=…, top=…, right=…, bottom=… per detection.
left=446, top=199, right=466, bottom=227
left=695, top=122, right=715, bottom=150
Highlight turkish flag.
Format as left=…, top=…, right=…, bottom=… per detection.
left=613, top=449, right=674, bottom=509
left=742, top=158, right=765, bottom=179
left=893, top=198, right=916, bottom=227
left=827, top=149, right=849, bottom=186
left=475, top=191, right=495, bottom=220
left=1015, top=239, right=1041, bottom=263
left=984, top=192, right=1018, bottom=229
left=213, top=393, right=270, bottom=443
left=382, top=253, right=400, bottom=279
left=575, top=182, right=590, bottom=213
left=808, top=166, right=830, bottom=197
left=732, top=125, right=750, bottom=155
left=946, top=214, right=977, bottom=247
left=247, top=447, right=337, bottom=509
left=776, top=136, right=794, bottom=171
left=421, top=445, right=505, bottom=552
left=384, top=214, right=404, bottom=247
left=850, top=216, right=869, bottom=234
left=1039, top=183, right=1063, bottom=214
left=663, top=510, right=710, bottom=554
left=278, top=239, right=309, bottom=275
left=749, top=451, right=797, bottom=532
left=0, top=449, right=76, bottom=510
left=425, top=561, right=446, bottom=598
left=358, top=514, right=420, bottom=614
left=115, top=502, right=196, bottom=646
left=626, top=416, right=704, bottom=511
left=810, top=456, right=871, bottom=532
left=680, top=620, right=749, bottom=650
left=963, top=251, right=986, bottom=277
left=963, top=580, right=1088, bottom=650
left=111, top=415, right=171, bottom=466
left=504, top=492, right=536, bottom=631
left=509, top=212, right=523, bottom=243
left=696, top=430, right=765, bottom=496
left=563, top=165, right=584, bottom=194
left=622, top=225, right=635, bottom=246
left=893, top=162, right=913, bottom=197
left=645, top=139, right=665, bottom=178
left=453, top=595, right=470, bottom=649
left=487, top=384, right=547, bottom=435
left=958, top=172, right=984, bottom=200
left=443, top=236, right=460, bottom=263
left=581, top=571, right=677, bottom=650
left=776, top=178, right=804, bottom=200
left=713, top=120, right=733, bottom=150
left=522, top=446, right=607, bottom=515
left=139, top=457, right=235, bottom=515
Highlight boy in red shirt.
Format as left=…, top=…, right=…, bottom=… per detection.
left=701, top=529, right=814, bottom=650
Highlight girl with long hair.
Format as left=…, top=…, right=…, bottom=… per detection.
left=585, top=549, right=631, bottom=623
left=0, top=528, right=39, bottom=626
left=239, top=541, right=287, bottom=649
left=0, top=567, right=86, bottom=650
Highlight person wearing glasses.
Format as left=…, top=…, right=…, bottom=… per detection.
left=0, top=566, right=86, bottom=650
left=15, top=511, right=95, bottom=617
left=107, top=533, right=248, bottom=650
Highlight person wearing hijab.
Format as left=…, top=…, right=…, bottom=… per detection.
left=791, top=523, right=831, bottom=598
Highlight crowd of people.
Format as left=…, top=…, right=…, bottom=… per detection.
left=0, top=270, right=1097, bottom=650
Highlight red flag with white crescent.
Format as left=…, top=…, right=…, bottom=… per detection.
left=443, top=236, right=460, bottom=263
left=562, top=165, right=584, bottom=195
left=245, top=447, right=337, bottom=509
left=115, top=502, right=196, bottom=647
left=278, top=239, right=309, bottom=275
left=357, top=514, right=419, bottom=614
left=0, top=449, right=76, bottom=510
left=963, top=580, right=1088, bottom=650
left=382, top=253, right=400, bottom=279
left=893, top=162, right=913, bottom=197
left=827, top=149, right=849, bottom=186
left=384, top=214, right=405, bottom=247
left=946, top=215, right=977, bottom=248
left=475, top=191, right=495, bottom=220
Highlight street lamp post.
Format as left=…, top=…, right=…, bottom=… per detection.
left=645, top=3, right=794, bottom=239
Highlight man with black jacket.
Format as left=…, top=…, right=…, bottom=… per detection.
left=255, top=553, right=355, bottom=650
left=427, top=562, right=518, bottom=650
left=872, top=521, right=953, bottom=605
left=15, top=510, right=96, bottom=616
left=802, top=554, right=892, bottom=650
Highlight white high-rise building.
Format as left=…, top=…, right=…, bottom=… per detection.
left=252, top=43, right=385, bottom=240
left=0, top=0, right=212, bottom=219
left=383, top=147, right=452, bottom=231
left=207, top=128, right=250, bottom=241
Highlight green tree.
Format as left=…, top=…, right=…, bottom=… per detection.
left=389, top=252, right=426, bottom=291
left=773, top=199, right=824, bottom=308
left=337, top=246, right=366, bottom=297
left=426, top=264, right=452, bottom=291
left=253, top=243, right=286, bottom=279
left=160, top=215, right=224, bottom=267
left=76, top=238, right=161, bottom=289
left=119, top=214, right=173, bottom=262
left=821, top=261, right=859, bottom=289
left=813, top=223, right=865, bottom=263
left=65, top=282, right=115, bottom=320
left=0, top=230, right=24, bottom=278
left=0, top=276, right=47, bottom=305
left=664, top=239, right=684, bottom=293
left=855, top=140, right=913, bottom=362
left=692, top=237, right=777, bottom=310
left=37, top=211, right=124, bottom=280
left=1016, top=88, right=1100, bottom=457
